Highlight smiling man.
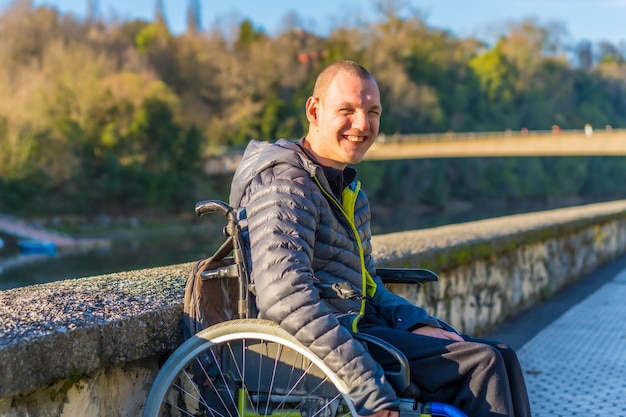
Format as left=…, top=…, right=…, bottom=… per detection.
left=228, top=60, right=531, bottom=417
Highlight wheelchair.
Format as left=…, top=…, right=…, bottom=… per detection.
left=142, top=200, right=468, bottom=417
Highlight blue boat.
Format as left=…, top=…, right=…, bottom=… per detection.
left=18, top=240, right=57, bottom=256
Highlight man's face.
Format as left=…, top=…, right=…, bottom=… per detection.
left=306, top=71, right=382, bottom=170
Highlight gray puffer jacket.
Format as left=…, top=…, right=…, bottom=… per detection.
left=229, top=139, right=442, bottom=415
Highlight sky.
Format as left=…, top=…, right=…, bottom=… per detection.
left=2, top=0, right=626, bottom=45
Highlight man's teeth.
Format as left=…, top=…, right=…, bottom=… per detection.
left=346, top=136, right=364, bottom=142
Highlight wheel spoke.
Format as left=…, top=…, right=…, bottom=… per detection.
left=143, top=320, right=357, bottom=417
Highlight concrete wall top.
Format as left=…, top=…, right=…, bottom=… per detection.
left=2, top=200, right=626, bottom=398
left=372, top=200, right=626, bottom=269
left=0, top=264, right=191, bottom=398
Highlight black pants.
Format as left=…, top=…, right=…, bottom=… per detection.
left=359, top=323, right=532, bottom=417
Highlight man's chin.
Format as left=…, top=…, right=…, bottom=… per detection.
left=347, top=152, right=368, bottom=165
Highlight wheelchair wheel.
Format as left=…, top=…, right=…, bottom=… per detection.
left=143, top=319, right=357, bottom=417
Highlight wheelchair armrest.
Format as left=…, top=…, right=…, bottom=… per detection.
left=376, top=267, right=439, bottom=285
left=353, top=333, right=410, bottom=394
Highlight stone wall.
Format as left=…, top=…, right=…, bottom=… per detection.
left=375, top=202, right=626, bottom=335
left=2, top=200, right=626, bottom=416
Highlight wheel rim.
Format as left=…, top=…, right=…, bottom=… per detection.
left=145, top=322, right=357, bottom=417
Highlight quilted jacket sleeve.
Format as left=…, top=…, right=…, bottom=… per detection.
left=370, top=276, right=443, bottom=331
left=363, top=253, right=442, bottom=331
left=242, top=166, right=398, bottom=415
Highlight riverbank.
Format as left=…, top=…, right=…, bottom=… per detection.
left=0, top=211, right=222, bottom=289
left=2, top=194, right=623, bottom=290
left=4, top=192, right=622, bottom=239
left=370, top=194, right=622, bottom=234
left=0, top=214, right=115, bottom=274
left=23, top=195, right=619, bottom=238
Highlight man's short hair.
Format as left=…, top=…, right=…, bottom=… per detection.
left=312, top=60, right=375, bottom=100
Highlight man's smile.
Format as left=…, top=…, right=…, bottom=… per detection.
left=345, top=135, right=366, bottom=142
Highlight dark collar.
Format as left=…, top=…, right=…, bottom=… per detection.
left=323, top=164, right=356, bottom=199
left=298, top=138, right=357, bottom=198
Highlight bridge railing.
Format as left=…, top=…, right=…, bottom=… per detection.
left=376, top=127, right=625, bottom=143
left=203, top=128, right=626, bottom=174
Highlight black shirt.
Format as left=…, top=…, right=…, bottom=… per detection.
left=298, top=138, right=357, bottom=200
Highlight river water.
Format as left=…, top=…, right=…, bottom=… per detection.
left=0, top=230, right=215, bottom=290
left=0, top=197, right=616, bottom=290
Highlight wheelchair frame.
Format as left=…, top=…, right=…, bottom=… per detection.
left=142, top=200, right=468, bottom=417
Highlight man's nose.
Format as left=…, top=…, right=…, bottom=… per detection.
left=352, top=110, right=369, bottom=130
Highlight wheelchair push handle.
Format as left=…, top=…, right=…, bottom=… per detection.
left=195, top=199, right=251, bottom=319
left=195, top=200, right=237, bottom=223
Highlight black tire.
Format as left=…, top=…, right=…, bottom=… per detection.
left=143, top=319, right=357, bottom=417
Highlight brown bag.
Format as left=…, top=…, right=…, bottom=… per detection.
left=181, top=254, right=240, bottom=339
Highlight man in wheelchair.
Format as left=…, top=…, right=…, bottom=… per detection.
left=227, top=60, right=531, bottom=417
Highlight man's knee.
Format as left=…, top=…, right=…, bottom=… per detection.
left=439, top=342, right=513, bottom=415
left=490, top=341, right=523, bottom=369
left=453, top=341, right=507, bottom=375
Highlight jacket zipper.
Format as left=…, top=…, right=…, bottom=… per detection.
left=314, top=176, right=377, bottom=333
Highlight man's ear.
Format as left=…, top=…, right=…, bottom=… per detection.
left=305, top=96, right=319, bottom=125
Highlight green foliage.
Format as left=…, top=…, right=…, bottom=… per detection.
left=358, top=156, right=626, bottom=212
left=470, top=44, right=516, bottom=103
left=260, top=97, right=281, bottom=140
left=135, top=24, right=160, bottom=53
left=237, top=19, right=265, bottom=47
left=135, top=21, right=171, bottom=53
left=2, top=4, right=626, bottom=217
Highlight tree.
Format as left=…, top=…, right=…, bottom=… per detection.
left=154, top=0, right=167, bottom=28
left=3, top=3, right=626, bottom=216
left=186, top=0, right=201, bottom=35
left=469, top=43, right=518, bottom=128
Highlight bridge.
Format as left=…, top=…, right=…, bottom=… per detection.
left=203, top=128, right=626, bottom=174
left=367, top=128, right=626, bottom=160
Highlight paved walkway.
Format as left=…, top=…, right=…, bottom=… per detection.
left=488, top=256, right=626, bottom=416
